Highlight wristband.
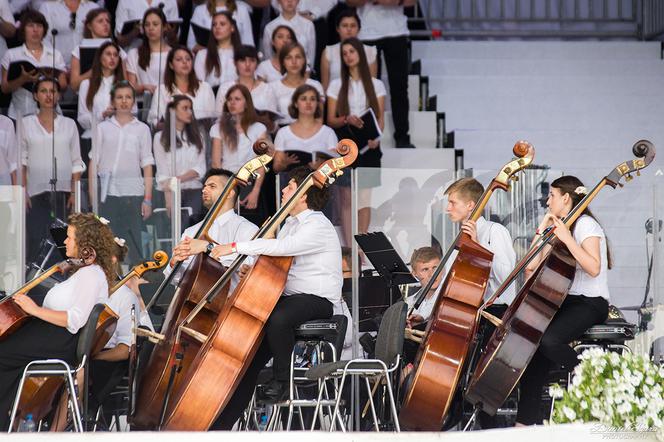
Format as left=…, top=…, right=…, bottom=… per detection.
left=143, top=199, right=152, bottom=206
left=231, top=242, right=237, bottom=254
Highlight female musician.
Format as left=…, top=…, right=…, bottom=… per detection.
left=153, top=95, right=206, bottom=224
left=193, top=11, right=241, bottom=90
left=148, top=45, right=216, bottom=127
left=517, top=175, right=611, bottom=426
left=0, top=9, right=67, bottom=119
left=188, top=0, right=254, bottom=51
left=269, top=42, right=325, bottom=127
left=0, top=212, right=116, bottom=431
left=256, top=24, right=297, bottom=83
left=126, top=7, right=171, bottom=96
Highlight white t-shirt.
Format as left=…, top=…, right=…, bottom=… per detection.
left=209, top=121, right=267, bottom=173
left=357, top=4, right=409, bottom=40
left=215, top=80, right=278, bottom=114
left=274, top=124, right=338, bottom=155
left=153, top=130, right=206, bottom=190
left=269, top=0, right=337, bottom=20
left=126, top=47, right=169, bottom=89
left=327, top=77, right=386, bottom=117
left=148, top=81, right=217, bottom=125
left=567, top=215, right=610, bottom=300
left=77, top=75, right=138, bottom=138
left=256, top=59, right=282, bottom=83
left=269, top=78, right=325, bottom=126
left=324, top=42, right=377, bottom=84
left=406, top=284, right=443, bottom=322
left=40, top=0, right=99, bottom=66
left=261, top=14, right=315, bottom=64
left=194, top=47, right=238, bottom=88
left=187, top=2, right=255, bottom=49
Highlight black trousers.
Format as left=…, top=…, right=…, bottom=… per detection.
left=26, top=191, right=69, bottom=265
left=363, top=35, right=411, bottom=145
left=211, top=293, right=333, bottom=430
left=0, top=319, right=79, bottom=431
left=99, top=195, right=144, bottom=265
left=516, top=294, right=609, bottom=425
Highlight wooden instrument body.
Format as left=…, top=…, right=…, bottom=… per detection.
left=464, top=240, right=576, bottom=414
left=400, top=234, right=493, bottom=430
left=0, top=298, right=29, bottom=340
left=162, top=254, right=293, bottom=430
left=132, top=253, right=228, bottom=429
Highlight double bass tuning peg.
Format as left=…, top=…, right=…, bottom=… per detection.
left=625, top=174, right=633, bottom=182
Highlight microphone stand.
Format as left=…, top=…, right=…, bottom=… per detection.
left=49, top=28, right=58, bottom=222
left=156, top=2, right=165, bottom=127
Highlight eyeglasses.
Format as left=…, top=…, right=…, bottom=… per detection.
left=69, top=12, right=77, bottom=30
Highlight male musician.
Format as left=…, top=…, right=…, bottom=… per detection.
left=167, top=168, right=258, bottom=289
left=209, top=165, right=342, bottom=429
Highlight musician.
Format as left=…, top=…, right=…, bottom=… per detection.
left=0, top=213, right=116, bottom=431
left=167, top=168, right=259, bottom=290
left=210, top=165, right=342, bottom=429
left=516, top=176, right=611, bottom=426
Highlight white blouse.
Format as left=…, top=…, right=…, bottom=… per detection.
left=209, top=121, right=267, bottom=173
left=187, top=2, right=255, bottom=49
left=19, top=114, right=85, bottom=197
left=261, top=14, right=315, bottom=66
left=114, top=0, right=179, bottom=38
left=274, top=124, right=338, bottom=155
left=567, top=215, right=610, bottom=300
left=327, top=77, right=386, bottom=117
left=105, top=284, right=154, bottom=349
left=148, top=82, right=217, bottom=126
left=356, top=4, right=409, bottom=40
left=153, top=130, right=206, bottom=191
left=126, top=48, right=169, bottom=89
left=0, top=0, right=16, bottom=60
left=71, top=39, right=129, bottom=66
left=77, top=75, right=139, bottom=138
left=256, top=59, right=282, bottom=83
left=43, top=264, right=109, bottom=334
left=0, top=115, right=17, bottom=186
left=324, top=42, right=377, bottom=84
left=269, top=78, right=325, bottom=126
left=215, top=80, right=278, bottom=114
left=39, top=0, right=99, bottom=66
left=194, top=47, right=237, bottom=88
left=92, top=117, right=154, bottom=197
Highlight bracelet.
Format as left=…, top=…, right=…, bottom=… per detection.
left=231, top=242, right=237, bottom=254
left=143, top=199, right=152, bottom=206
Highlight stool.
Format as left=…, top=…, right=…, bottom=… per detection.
left=573, top=317, right=636, bottom=356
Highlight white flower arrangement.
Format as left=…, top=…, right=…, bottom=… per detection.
left=550, top=348, right=664, bottom=438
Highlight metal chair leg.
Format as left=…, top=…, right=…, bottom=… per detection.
left=364, top=377, right=380, bottom=431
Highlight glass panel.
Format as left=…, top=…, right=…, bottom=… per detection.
left=0, top=186, right=25, bottom=295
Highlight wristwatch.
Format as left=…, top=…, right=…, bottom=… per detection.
left=205, top=242, right=214, bottom=255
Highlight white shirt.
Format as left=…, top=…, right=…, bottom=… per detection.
left=77, top=75, right=138, bottom=138
left=0, top=115, right=17, bottom=186
left=567, top=215, right=610, bottom=300
left=270, top=0, right=337, bottom=20
left=148, top=82, right=216, bottom=126
left=126, top=47, right=168, bottom=89
left=274, top=124, right=337, bottom=155
left=19, top=114, right=85, bottom=197
left=256, top=59, right=282, bottom=83
left=215, top=80, right=278, bottom=114
left=0, top=44, right=66, bottom=118
left=115, top=0, right=179, bottom=37
left=92, top=116, right=154, bottom=197
left=324, top=42, right=377, bottom=84
left=327, top=77, right=386, bottom=117
left=40, top=0, right=99, bottom=66
left=187, top=2, right=254, bottom=49
left=10, top=0, right=46, bottom=15
left=269, top=78, right=325, bottom=126
left=43, top=264, right=109, bottom=334
left=71, top=39, right=129, bottom=66
left=105, top=285, right=154, bottom=349
left=236, top=209, right=342, bottom=303
left=261, top=14, right=315, bottom=65
left=357, top=4, right=409, bottom=40
left=406, top=283, right=443, bottom=322
left=0, top=0, right=16, bottom=61
left=209, top=121, right=267, bottom=173
left=475, top=216, right=517, bottom=304
left=164, top=209, right=259, bottom=290
left=194, top=47, right=237, bottom=88
left=153, top=130, right=206, bottom=190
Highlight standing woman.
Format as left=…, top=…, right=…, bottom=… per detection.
left=153, top=95, right=206, bottom=226
left=126, top=7, right=171, bottom=96
left=256, top=25, right=296, bottom=84
left=0, top=212, right=115, bottom=431
left=188, top=0, right=254, bottom=51
left=39, top=0, right=99, bottom=66
left=517, top=176, right=611, bottom=426
left=210, top=84, right=267, bottom=211
left=0, top=9, right=67, bottom=119
left=269, top=42, right=324, bottom=127
left=20, top=77, right=85, bottom=263
left=326, top=37, right=385, bottom=242
left=193, top=11, right=240, bottom=90
left=91, top=81, right=154, bottom=264
left=148, top=45, right=216, bottom=127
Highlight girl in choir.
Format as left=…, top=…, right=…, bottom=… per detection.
left=91, top=81, right=154, bottom=264
left=326, top=37, right=386, bottom=244
left=126, top=7, right=171, bottom=96
left=320, top=8, right=377, bottom=91
left=39, top=0, right=99, bottom=67
left=148, top=45, right=216, bottom=128
left=193, top=11, right=241, bottom=90
left=114, top=0, right=179, bottom=49
left=518, top=175, right=611, bottom=426
left=210, top=84, right=267, bottom=210
left=153, top=95, right=206, bottom=225
left=269, top=42, right=324, bottom=127
left=255, top=24, right=296, bottom=83
left=1, top=9, right=67, bottom=119
left=20, top=77, right=85, bottom=263
left=0, top=212, right=116, bottom=431
left=188, top=0, right=254, bottom=51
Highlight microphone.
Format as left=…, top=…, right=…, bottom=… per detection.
left=158, top=2, right=165, bottom=8
left=51, top=29, right=58, bottom=36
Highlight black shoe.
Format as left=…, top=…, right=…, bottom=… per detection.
left=259, top=380, right=288, bottom=402
left=395, top=141, right=416, bottom=148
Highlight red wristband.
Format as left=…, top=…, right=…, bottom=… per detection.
left=231, top=242, right=237, bottom=253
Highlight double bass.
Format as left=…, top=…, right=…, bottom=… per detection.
left=464, top=141, right=655, bottom=415
left=399, top=141, right=535, bottom=430
left=132, top=145, right=273, bottom=429
left=159, top=140, right=358, bottom=430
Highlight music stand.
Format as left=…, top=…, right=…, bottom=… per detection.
left=354, top=232, right=416, bottom=305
